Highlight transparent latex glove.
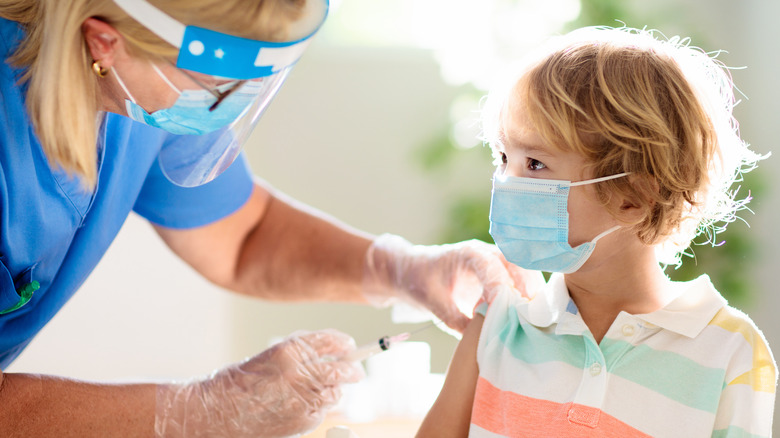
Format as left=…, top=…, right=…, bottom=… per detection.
left=154, top=329, right=365, bottom=438
left=363, top=234, right=544, bottom=333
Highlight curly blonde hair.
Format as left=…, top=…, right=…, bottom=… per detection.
left=0, top=0, right=305, bottom=188
left=482, top=26, right=763, bottom=265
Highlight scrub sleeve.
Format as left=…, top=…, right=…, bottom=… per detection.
left=133, top=151, right=254, bottom=229
left=0, top=16, right=255, bottom=369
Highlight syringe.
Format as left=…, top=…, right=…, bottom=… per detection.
left=338, top=320, right=444, bottom=362
left=340, top=332, right=411, bottom=362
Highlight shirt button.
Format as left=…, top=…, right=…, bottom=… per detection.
left=589, top=363, right=602, bottom=376
left=622, top=324, right=636, bottom=337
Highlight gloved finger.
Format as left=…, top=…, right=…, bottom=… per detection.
left=314, top=386, right=343, bottom=411
left=501, top=259, right=546, bottom=298
left=471, top=256, right=516, bottom=302
left=310, top=359, right=366, bottom=386
left=475, top=241, right=545, bottom=295
left=296, top=384, right=342, bottom=413
left=441, top=311, right=470, bottom=334
left=297, top=329, right=357, bottom=358
left=288, top=374, right=347, bottom=417
left=239, top=338, right=317, bottom=374
left=409, top=291, right=469, bottom=335
left=292, top=395, right=334, bottom=438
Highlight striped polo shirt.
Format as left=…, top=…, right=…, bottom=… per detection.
left=471, top=273, right=776, bottom=437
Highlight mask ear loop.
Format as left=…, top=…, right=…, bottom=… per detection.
left=591, top=225, right=621, bottom=243
left=150, top=63, right=182, bottom=94
left=570, top=172, right=632, bottom=187
left=113, top=63, right=182, bottom=107
left=570, top=172, right=629, bottom=246
left=111, top=67, right=138, bottom=104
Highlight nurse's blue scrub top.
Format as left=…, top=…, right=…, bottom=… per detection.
left=0, top=19, right=254, bottom=369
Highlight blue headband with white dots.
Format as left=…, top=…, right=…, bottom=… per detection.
left=112, top=0, right=328, bottom=80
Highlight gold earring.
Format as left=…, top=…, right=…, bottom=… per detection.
left=91, top=60, right=109, bottom=78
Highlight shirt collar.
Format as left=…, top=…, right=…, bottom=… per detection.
left=635, top=274, right=726, bottom=338
left=519, top=273, right=575, bottom=328
left=517, top=273, right=726, bottom=339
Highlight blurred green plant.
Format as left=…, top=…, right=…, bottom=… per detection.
left=416, top=0, right=766, bottom=309
left=665, top=172, right=766, bottom=308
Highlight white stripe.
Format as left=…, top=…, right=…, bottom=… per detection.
left=712, top=384, right=775, bottom=435
left=478, top=352, right=585, bottom=404
left=468, top=423, right=508, bottom=438
left=604, top=373, right=716, bottom=437
left=112, top=0, right=185, bottom=47
left=254, top=40, right=311, bottom=70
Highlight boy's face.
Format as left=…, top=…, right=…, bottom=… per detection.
left=495, top=91, right=620, bottom=252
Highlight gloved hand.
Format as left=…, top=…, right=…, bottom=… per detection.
left=363, top=234, right=544, bottom=333
left=154, top=329, right=365, bottom=438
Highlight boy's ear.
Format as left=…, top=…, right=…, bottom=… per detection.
left=615, top=174, right=657, bottom=224
left=618, top=197, right=646, bottom=222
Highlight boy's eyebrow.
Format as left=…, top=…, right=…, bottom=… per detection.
left=499, top=130, right=555, bottom=158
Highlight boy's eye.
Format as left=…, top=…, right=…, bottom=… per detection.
left=501, top=153, right=508, bottom=164
left=528, top=159, right=546, bottom=171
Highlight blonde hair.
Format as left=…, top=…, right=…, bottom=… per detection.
left=482, top=26, right=763, bottom=265
left=0, top=0, right=304, bottom=188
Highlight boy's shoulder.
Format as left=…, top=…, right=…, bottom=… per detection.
left=707, top=303, right=773, bottom=356
left=702, top=298, right=776, bottom=392
left=674, top=276, right=770, bottom=352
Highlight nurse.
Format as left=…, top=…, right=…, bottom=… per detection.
left=0, top=0, right=527, bottom=436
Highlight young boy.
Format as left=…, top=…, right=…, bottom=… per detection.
left=416, top=27, right=776, bottom=437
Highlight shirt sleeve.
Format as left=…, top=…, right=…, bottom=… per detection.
left=133, top=151, right=254, bottom=229
left=711, top=310, right=777, bottom=437
left=474, top=299, right=489, bottom=317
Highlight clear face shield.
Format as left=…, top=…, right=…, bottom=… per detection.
left=112, top=0, right=329, bottom=187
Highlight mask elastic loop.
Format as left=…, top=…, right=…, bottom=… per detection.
left=151, top=64, right=182, bottom=94
left=570, top=172, right=631, bottom=187
left=111, top=68, right=138, bottom=104
left=591, top=225, right=621, bottom=243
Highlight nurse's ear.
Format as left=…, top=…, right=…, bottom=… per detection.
left=82, top=17, right=124, bottom=69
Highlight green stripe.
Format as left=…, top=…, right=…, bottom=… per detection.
left=604, top=339, right=724, bottom=413
left=712, top=425, right=767, bottom=438
left=493, top=305, right=586, bottom=368
left=488, top=302, right=726, bottom=413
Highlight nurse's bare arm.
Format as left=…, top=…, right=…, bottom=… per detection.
left=416, top=313, right=483, bottom=437
left=154, top=180, right=375, bottom=302
left=0, top=370, right=155, bottom=436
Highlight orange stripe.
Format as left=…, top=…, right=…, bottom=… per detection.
left=471, top=377, right=652, bottom=438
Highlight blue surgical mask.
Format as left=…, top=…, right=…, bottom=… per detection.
left=113, top=65, right=262, bottom=136
left=489, top=172, right=630, bottom=273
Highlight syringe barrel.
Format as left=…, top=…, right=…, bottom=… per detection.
left=340, top=343, right=383, bottom=362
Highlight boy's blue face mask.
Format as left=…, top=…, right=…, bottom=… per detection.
left=489, top=172, right=630, bottom=273
left=114, top=65, right=263, bottom=136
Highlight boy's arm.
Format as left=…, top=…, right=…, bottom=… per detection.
left=416, top=313, right=484, bottom=438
